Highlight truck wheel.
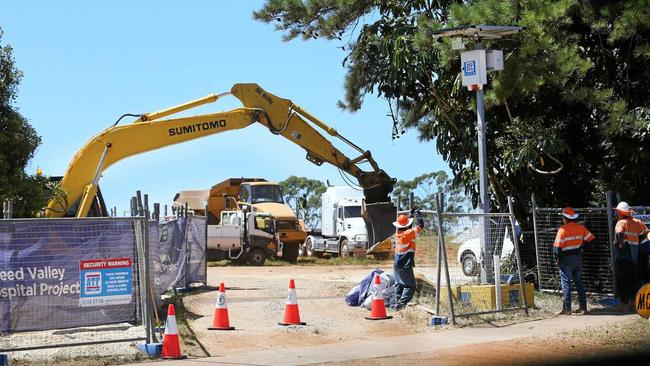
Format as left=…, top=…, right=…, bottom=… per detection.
left=305, top=238, right=314, bottom=257
left=340, top=239, right=352, bottom=258
left=461, top=252, right=478, bottom=276
left=282, top=243, right=299, bottom=263
left=248, top=248, right=266, bottom=266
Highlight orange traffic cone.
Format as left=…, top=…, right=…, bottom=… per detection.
left=365, top=274, right=393, bottom=320
left=161, top=304, right=186, bottom=359
left=278, top=279, right=306, bottom=326
left=208, top=283, right=235, bottom=330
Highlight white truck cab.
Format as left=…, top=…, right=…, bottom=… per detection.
left=207, top=210, right=280, bottom=266
left=305, top=187, right=368, bottom=257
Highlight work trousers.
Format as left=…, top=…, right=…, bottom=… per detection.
left=394, top=266, right=416, bottom=307
left=559, top=254, right=587, bottom=311
left=616, top=260, right=638, bottom=305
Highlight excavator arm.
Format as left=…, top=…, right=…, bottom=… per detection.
left=46, top=83, right=396, bottom=246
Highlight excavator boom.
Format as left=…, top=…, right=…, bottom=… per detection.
left=46, top=84, right=396, bottom=246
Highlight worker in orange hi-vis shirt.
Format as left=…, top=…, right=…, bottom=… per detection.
left=614, top=202, right=649, bottom=311
left=392, top=208, right=424, bottom=310
left=553, top=207, right=595, bottom=315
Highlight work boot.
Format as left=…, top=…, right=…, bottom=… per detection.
left=556, top=309, right=571, bottom=316
left=573, top=308, right=588, bottom=315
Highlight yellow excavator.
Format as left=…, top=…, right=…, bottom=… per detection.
left=44, top=83, right=397, bottom=247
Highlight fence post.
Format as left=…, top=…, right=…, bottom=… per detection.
left=531, top=194, right=542, bottom=289
left=136, top=191, right=144, bottom=216
left=508, top=196, right=529, bottom=314
left=204, top=200, right=209, bottom=284
left=434, top=193, right=456, bottom=325
left=142, top=212, right=158, bottom=343
left=144, top=194, right=150, bottom=220
left=606, top=191, right=617, bottom=295
left=435, top=201, right=443, bottom=315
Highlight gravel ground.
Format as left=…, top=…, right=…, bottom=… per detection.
left=182, top=264, right=431, bottom=357
left=3, top=323, right=144, bottom=364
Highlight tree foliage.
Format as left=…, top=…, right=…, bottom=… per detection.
left=255, top=1, right=650, bottom=226
left=391, top=170, right=467, bottom=212
left=0, top=28, right=48, bottom=217
left=278, top=175, right=327, bottom=228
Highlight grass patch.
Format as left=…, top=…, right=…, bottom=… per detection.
left=558, top=318, right=650, bottom=353
left=208, top=256, right=385, bottom=267
left=159, top=294, right=211, bottom=357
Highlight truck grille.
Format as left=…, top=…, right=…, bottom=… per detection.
left=277, top=220, right=297, bottom=230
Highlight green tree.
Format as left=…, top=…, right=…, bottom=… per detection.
left=278, top=175, right=327, bottom=228
left=255, top=1, right=650, bottom=226
left=392, top=170, right=468, bottom=212
left=0, top=29, right=48, bottom=217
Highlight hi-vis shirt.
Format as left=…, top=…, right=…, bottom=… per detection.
left=615, top=217, right=649, bottom=262
left=394, top=225, right=422, bottom=269
left=553, top=222, right=595, bottom=259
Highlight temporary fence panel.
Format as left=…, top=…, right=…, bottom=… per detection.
left=0, top=217, right=148, bottom=352
left=410, top=196, right=529, bottom=322
left=534, top=208, right=614, bottom=294
left=150, top=216, right=206, bottom=298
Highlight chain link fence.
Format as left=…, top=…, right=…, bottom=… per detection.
left=532, top=192, right=650, bottom=296
left=0, top=217, right=153, bottom=354
left=533, top=207, right=614, bottom=294
left=407, top=195, right=531, bottom=323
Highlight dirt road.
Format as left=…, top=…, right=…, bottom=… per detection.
left=181, top=264, right=424, bottom=357
left=149, top=264, right=641, bottom=365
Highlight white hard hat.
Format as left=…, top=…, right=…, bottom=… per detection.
left=615, top=201, right=633, bottom=215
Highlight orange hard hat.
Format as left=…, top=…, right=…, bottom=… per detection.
left=561, top=207, right=578, bottom=220
left=392, top=214, right=414, bottom=228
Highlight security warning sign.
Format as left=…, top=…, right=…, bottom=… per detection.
left=79, top=257, right=133, bottom=307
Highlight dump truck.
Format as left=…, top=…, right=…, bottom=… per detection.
left=205, top=178, right=306, bottom=262
left=303, top=186, right=392, bottom=259
left=44, top=83, right=397, bottom=251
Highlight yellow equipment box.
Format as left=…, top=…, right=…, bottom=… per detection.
left=457, top=283, right=535, bottom=311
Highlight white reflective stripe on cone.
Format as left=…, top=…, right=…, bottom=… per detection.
left=215, top=292, right=227, bottom=309
left=286, top=288, right=297, bottom=304
left=374, top=283, right=383, bottom=300
left=165, top=315, right=178, bottom=335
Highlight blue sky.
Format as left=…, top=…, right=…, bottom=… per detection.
left=0, top=1, right=448, bottom=214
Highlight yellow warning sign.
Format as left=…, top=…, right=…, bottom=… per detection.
left=636, top=284, right=650, bottom=319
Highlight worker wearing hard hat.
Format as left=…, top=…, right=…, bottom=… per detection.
left=392, top=208, right=424, bottom=310
left=613, top=201, right=649, bottom=310
left=553, top=207, right=595, bottom=315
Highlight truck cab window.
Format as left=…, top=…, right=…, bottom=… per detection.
left=343, top=206, right=361, bottom=219
left=250, top=185, right=284, bottom=204
left=240, top=186, right=251, bottom=203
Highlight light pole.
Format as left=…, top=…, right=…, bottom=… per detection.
left=431, top=25, right=523, bottom=283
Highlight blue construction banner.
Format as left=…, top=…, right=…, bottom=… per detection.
left=151, top=216, right=206, bottom=297
left=0, top=219, right=141, bottom=333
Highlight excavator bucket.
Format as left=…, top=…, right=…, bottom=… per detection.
left=362, top=202, right=397, bottom=252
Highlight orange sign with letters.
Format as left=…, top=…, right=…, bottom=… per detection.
left=636, top=284, right=650, bottom=319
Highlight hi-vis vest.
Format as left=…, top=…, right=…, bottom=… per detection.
left=615, top=217, right=648, bottom=245
left=554, top=222, right=595, bottom=256
left=395, top=226, right=422, bottom=255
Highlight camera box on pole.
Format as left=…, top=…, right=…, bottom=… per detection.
left=460, top=50, right=487, bottom=90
